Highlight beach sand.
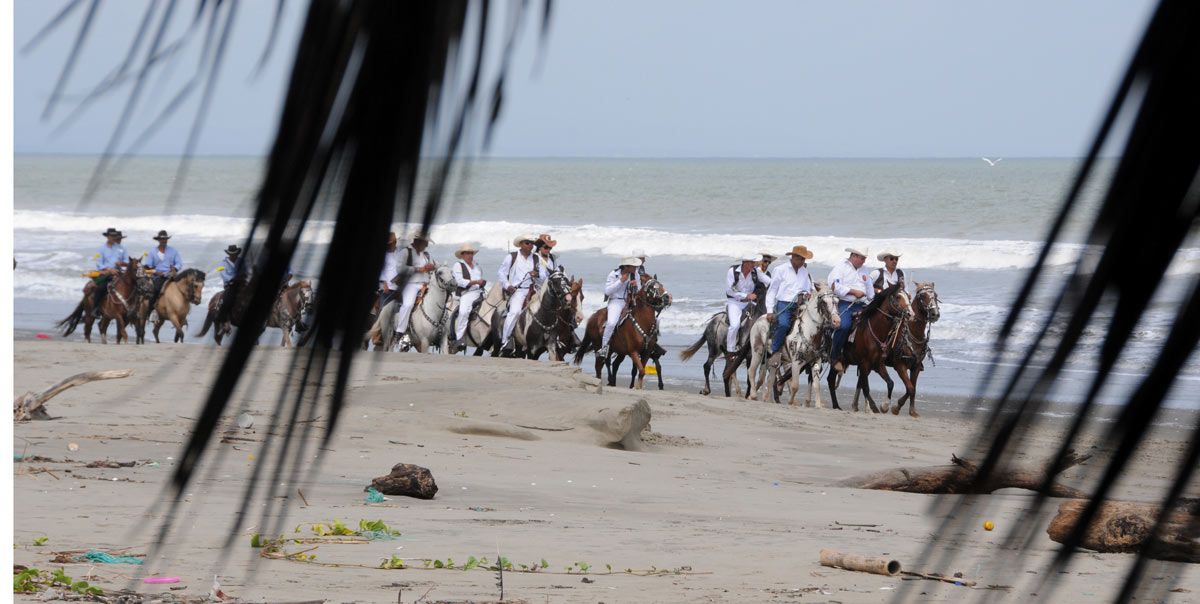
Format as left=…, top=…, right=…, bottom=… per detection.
left=12, top=340, right=1198, bottom=602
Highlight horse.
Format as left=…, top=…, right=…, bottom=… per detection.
left=678, top=301, right=761, bottom=397
left=512, top=271, right=575, bottom=360
left=151, top=268, right=207, bottom=343
left=885, top=282, right=940, bottom=417
left=456, top=283, right=506, bottom=356
left=825, top=282, right=912, bottom=413
left=57, top=257, right=145, bottom=345
left=608, top=275, right=671, bottom=389
left=756, top=283, right=841, bottom=407
left=267, top=280, right=314, bottom=347
left=365, top=265, right=456, bottom=352
left=573, top=275, right=670, bottom=389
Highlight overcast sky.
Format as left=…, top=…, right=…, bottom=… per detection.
left=14, top=0, right=1155, bottom=158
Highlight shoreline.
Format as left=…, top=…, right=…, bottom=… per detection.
left=12, top=341, right=1197, bottom=602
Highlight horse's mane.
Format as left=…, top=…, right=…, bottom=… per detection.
left=859, top=281, right=901, bottom=320
left=171, top=268, right=206, bottom=282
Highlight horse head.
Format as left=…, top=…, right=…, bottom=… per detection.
left=545, top=271, right=570, bottom=303
left=913, top=282, right=940, bottom=323
left=431, top=264, right=456, bottom=293
left=638, top=275, right=670, bottom=311
left=810, top=281, right=841, bottom=330
left=173, top=268, right=207, bottom=305
left=294, top=280, right=315, bottom=315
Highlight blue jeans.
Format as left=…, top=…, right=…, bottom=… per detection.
left=769, top=301, right=795, bottom=354
left=831, top=300, right=859, bottom=362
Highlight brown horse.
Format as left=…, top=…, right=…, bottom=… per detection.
left=886, top=282, right=940, bottom=417
left=151, top=269, right=207, bottom=343
left=826, top=282, right=912, bottom=413
left=573, top=274, right=670, bottom=389
left=78, top=257, right=145, bottom=345
left=199, top=278, right=312, bottom=347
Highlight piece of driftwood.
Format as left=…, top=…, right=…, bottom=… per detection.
left=367, top=463, right=438, bottom=499
left=819, top=549, right=901, bottom=576
left=837, top=451, right=1091, bottom=498
left=13, top=369, right=134, bottom=421
left=1047, top=499, right=1199, bottom=563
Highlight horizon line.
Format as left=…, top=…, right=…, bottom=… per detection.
left=14, top=151, right=1115, bottom=161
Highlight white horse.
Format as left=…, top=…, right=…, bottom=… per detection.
left=367, top=265, right=456, bottom=353
left=457, top=284, right=506, bottom=355
left=747, top=282, right=841, bottom=406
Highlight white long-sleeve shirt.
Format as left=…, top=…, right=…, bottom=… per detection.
left=497, top=251, right=547, bottom=290
left=726, top=266, right=770, bottom=302
left=454, top=260, right=484, bottom=294
left=869, top=267, right=908, bottom=293
left=765, top=264, right=812, bottom=309
left=399, top=246, right=433, bottom=284
left=828, top=260, right=875, bottom=304
left=379, top=249, right=402, bottom=286
left=604, top=269, right=639, bottom=301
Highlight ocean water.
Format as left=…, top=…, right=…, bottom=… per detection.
left=13, top=156, right=1200, bottom=409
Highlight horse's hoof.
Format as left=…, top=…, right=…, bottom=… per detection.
left=909, top=410, right=920, bottom=418
left=891, top=406, right=901, bottom=416
left=880, top=404, right=890, bottom=414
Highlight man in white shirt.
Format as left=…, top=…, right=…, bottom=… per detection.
left=392, top=232, right=435, bottom=348
left=599, top=257, right=643, bottom=356
left=498, top=234, right=548, bottom=352
left=827, top=247, right=875, bottom=371
left=378, top=232, right=402, bottom=309
left=764, top=245, right=814, bottom=357
left=450, top=242, right=486, bottom=350
left=725, top=253, right=771, bottom=359
left=869, top=250, right=908, bottom=295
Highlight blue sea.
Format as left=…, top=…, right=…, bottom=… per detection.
left=13, top=156, right=1200, bottom=410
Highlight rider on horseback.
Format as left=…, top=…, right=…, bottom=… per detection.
left=725, top=253, right=771, bottom=362
left=498, top=234, right=547, bottom=354
left=869, top=250, right=908, bottom=295
left=534, top=233, right=560, bottom=272
left=449, top=242, right=486, bottom=352
left=144, top=230, right=183, bottom=313
left=828, top=247, right=875, bottom=372
left=220, top=244, right=242, bottom=291
left=378, top=231, right=402, bottom=309
left=598, top=256, right=642, bottom=357
left=90, top=228, right=129, bottom=307
left=392, top=232, right=436, bottom=350
left=764, top=245, right=814, bottom=363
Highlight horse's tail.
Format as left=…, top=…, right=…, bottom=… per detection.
left=197, top=307, right=215, bottom=338
left=572, top=330, right=593, bottom=366
left=56, top=298, right=88, bottom=337
left=679, top=333, right=707, bottom=362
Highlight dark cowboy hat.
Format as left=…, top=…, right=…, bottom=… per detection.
left=102, top=227, right=123, bottom=238
left=153, top=230, right=171, bottom=241
left=225, top=244, right=242, bottom=255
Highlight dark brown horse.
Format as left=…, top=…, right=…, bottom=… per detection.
left=57, top=257, right=145, bottom=345
left=826, top=282, right=912, bottom=413
left=885, top=282, right=940, bottom=417
left=573, top=274, right=670, bottom=389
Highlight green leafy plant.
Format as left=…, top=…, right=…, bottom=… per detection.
left=379, top=555, right=406, bottom=569
left=32, top=537, right=48, bottom=546
left=14, top=568, right=102, bottom=597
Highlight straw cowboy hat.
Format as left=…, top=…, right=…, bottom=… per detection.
left=619, top=257, right=643, bottom=267
left=102, top=227, right=123, bottom=238
left=740, top=252, right=763, bottom=262
left=153, top=230, right=171, bottom=241
left=225, top=244, right=242, bottom=255
left=844, top=247, right=868, bottom=258
left=876, top=250, right=902, bottom=261
left=535, top=233, right=557, bottom=249
left=454, top=242, right=479, bottom=259
left=512, top=233, right=537, bottom=247
left=785, top=245, right=814, bottom=259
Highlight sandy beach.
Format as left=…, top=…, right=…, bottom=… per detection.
left=12, top=340, right=1198, bottom=603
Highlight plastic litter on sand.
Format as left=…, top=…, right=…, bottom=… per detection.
left=365, top=487, right=386, bottom=503
left=76, top=550, right=144, bottom=565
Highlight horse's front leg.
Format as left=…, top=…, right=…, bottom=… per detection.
left=809, top=363, right=825, bottom=409
left=857, top=365, right=881, bottom=413
left=629, top=350, right=646, bottom=390
left=114, top=316, right=127, bottom=345
left=655, top=357, right=664, bottom=390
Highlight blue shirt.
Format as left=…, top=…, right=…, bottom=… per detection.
left=220, top=257, right=240, bottom=284
left=145, top=246, right=183, bottom=275
left=95, top=243, right=129, bottom=271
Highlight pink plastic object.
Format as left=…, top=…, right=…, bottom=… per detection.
left=142, top=577, right=181, bottom=584
left=35, top=333, right=51, bottom=340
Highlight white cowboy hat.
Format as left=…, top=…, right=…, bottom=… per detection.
left=513, top=234, right=537, bottom=247
left=619, top=257, right=643, bottom=267
left=454, top=242, right=479, bottom=259
left=631, top=248, right=647, bottom=259
left=876, top=250, right=902, bottom=261
left=409, top=231, right=434, bottom=244
left=759, top=250, right=778, bottom=260
left=845, top=247, right=868, bottom=258
left=741, top=252, right=763, bottom=262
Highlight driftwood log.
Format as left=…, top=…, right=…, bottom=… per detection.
left=367, top=463, right=438, bottom=499
left=1047, top=499, right=1199, bottom=563
left=13, top=369, right=134, bottom=421
left=837, top=451, right=1091, bottom=498
left=819, top=549, right=901, bottom=576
